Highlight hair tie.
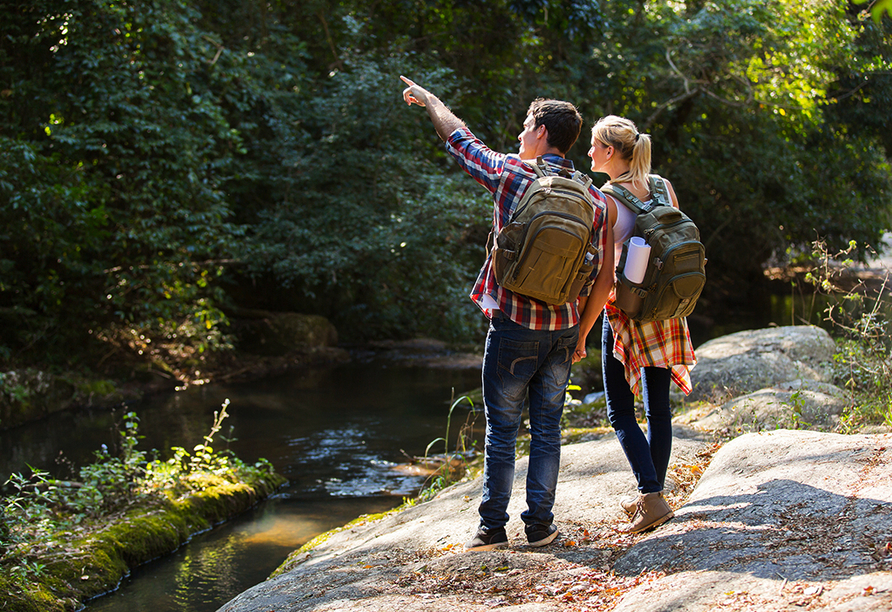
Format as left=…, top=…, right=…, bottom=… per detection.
left=635, top=133, right=640, bottom=142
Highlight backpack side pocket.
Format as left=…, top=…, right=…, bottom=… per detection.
left=491, top=222, right=525, bottom=286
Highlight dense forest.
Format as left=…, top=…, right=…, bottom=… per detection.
left=1, top=0, right=891, bottom=374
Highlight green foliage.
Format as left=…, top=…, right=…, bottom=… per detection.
left=74, top=412, right=147, bottom=515
left=0, top=398, right=272, bottom=590
left=855, top=0, right=892, bottom=23
left=1, top=470, right=55, bottom=582
left=805, top=239, right=892, bottom=431
left=2, top=0, right=891, bottom=364
left=576, top=0, right=892, bottom=294
left=1, top=0, right=242, bottom=362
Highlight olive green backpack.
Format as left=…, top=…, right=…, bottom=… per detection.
left=603, top=175, right=706, bottom=322
left=489, top=157, right=599, bottom=305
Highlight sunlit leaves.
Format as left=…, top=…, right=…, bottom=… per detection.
left=854, top=0, right=892, bottom=22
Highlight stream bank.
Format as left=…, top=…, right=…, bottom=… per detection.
left=1, top=466, right=286, bottom=612
left=0, top=311, right=352, bottom=431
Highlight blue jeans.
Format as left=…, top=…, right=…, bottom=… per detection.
left=601, top=316, right=672, bottom=494
left=478, top=313, right=577, bottom=531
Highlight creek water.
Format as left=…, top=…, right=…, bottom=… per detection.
left=0, top=357, right=482, bottom=612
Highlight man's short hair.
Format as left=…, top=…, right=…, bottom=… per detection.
left=527, top=99, right=583, bottom=155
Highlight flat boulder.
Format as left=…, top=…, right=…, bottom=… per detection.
left=687, top=325, right=836, bottom=403
left=216, top=430, right=713, bottom=612
left=677, top=379, right=849, bottom=433
left=217, top=429, right=891, bottom=612
left=612, top=429, right=892, bottom=611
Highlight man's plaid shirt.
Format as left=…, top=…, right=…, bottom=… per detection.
left=446, top=127, right=609, bottom=331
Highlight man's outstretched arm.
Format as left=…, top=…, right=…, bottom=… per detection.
left=401, top=76, right=465, bottom=142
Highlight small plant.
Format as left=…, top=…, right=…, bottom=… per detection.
left=787, top=390, right=804, bottom=429
left=145, top=399, right=239, bottom=487
left=73, top=411, right=148, bottom=515
left=418, top=391, right=478, bottom=501
left=805, top=239, right=892, bottom=431
left=1, top=469, right=55, bottom=581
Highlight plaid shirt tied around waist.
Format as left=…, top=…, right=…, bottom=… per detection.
left=605, top=296, right=697, bottom=396
left=446, top=128, right=609, bottom=331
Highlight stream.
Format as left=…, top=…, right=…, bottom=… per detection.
left=0, top=356, right=482, bottom=612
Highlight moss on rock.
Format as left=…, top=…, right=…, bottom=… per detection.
left=1, top=468, right=286, bottom=611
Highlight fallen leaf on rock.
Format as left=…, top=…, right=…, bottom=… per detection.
left=803, top=585, right=823, bottom=596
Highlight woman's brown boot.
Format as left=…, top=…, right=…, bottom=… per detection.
left=621, top=492, right=674, bottom=534
left=620, top=495, right=638, bottom=517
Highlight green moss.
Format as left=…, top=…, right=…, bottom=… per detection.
left=272, top=507, right=404, bottom=577
left=0, top=469, right=286, bottom=611
left=562, top=426, right=612, bottom=445
left=75, top=378, right=117, bottom=397
left=0, top=573, right=64, bottom=612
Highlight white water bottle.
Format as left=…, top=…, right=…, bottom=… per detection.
left=624, top=237, right=651, bottom=285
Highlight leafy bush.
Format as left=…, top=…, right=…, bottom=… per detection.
left=0, top=399, right=269, bottom=584
left=806, top=239, right=892, bottom=431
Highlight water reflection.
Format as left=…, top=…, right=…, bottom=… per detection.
left=0, top=359, right=482, bottom=612
left=85, top=496, right=399, bottom=612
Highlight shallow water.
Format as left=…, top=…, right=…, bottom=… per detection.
left=0, top=357, right=482, bottom=612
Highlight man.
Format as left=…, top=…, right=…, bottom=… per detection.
left=401, top=76, right=614, bottom=551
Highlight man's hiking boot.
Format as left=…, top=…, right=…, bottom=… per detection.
left=525, top=523, right=559, bottom=547
left=620, top=492, right=674, bottom=534
left=465, top=526, right=508, bottom=551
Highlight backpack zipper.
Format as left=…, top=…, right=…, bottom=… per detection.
left=512, top=188, right=593, bottom=220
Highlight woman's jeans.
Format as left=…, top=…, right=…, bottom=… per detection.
left=602, top=316, right=672, bottom=494
left=478, top=313, right=577, bottom=531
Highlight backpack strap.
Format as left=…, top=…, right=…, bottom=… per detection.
left=602, top=182, right=652, bottom=214
left=603, top=174, right=671, bottom=213
left=531, top=156, right=551, bottom=178
left=648, top=175, right=672, bottom=207
left=531, top=155, right=593, bottom=190
left=574, top=169, right=594, bottom=191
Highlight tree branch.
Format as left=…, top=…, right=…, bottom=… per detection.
left=317, top=11, right=342, bottom=71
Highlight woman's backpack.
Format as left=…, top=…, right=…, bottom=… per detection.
left=602, top=176, right=706, bottom=323
left=489, top=157, right=599, bottom=305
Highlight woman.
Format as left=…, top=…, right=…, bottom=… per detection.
left=575, top=115, right=696, bottom=534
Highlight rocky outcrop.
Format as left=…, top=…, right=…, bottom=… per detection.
left=612, top=431, right=892, bottom=612
left=216, top=324, right=892, bottom=612
left=217, top=429, right=892, bottom=612
left=217, top=430, right=715, bottom=612
left=678, top=378, right=849, bottom=433
left=686, top=325, right=837, bottom=403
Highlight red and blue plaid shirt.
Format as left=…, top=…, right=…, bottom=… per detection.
left=446, top=127, right=609, bottom=331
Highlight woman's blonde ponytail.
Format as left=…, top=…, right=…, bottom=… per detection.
left=591, top=115, right=652, bottom=190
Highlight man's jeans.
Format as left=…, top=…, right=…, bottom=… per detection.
left=478, top=313, right=577, bottom=530
left=601, top=316, right=672, bottom=494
